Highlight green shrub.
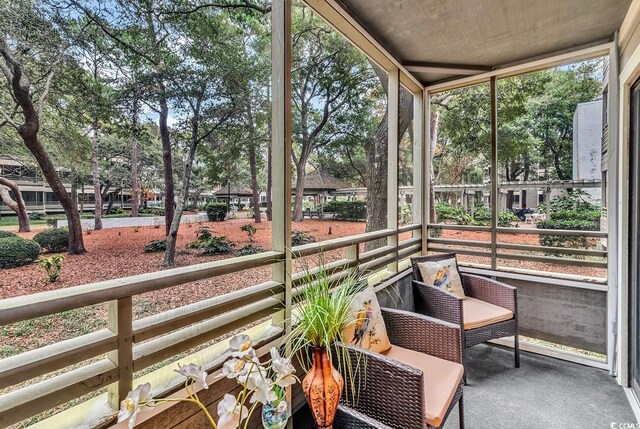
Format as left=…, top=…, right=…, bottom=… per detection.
left=0, top=237, right=41, bottom=268
left=549, top=210, right=601, bottom=223
left=0, top=231, right=17, bottom=239
left=473, top=207, right=491, bottom=225
left=33, top=228, right=69, bottom=253
left=200, top=236, right=235, bottom=254
left=196, top=225, right=213, bottom=241
left=144, top=239, right=167, bottom=253
left=498, top=211, right=520, bottom=228
left=236, top=244, right=265, bottom=256
left=29, top=212, right=46, bottom=221
left=537, top=219, right=599, bottom=250
left=39, top=254, right=65, bottom=282
left=241, top=223, right=257, bottom=240
left=291, top=230, right=316, bottom=246
left=205, top=203, right=229, bottom=221
left=323, top=200, right=366, bottom=221
left=435, top=203, right=472, bottom=224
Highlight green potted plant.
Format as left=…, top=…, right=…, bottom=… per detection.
left=288, top=262, right=365, bottom=429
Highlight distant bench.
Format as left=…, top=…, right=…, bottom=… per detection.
left=302, top=209, right=336, bottom=219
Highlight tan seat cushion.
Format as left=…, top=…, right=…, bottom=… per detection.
left=383, top=345, right=464, bottom=428
left=463, top=297, right=513, bottom=330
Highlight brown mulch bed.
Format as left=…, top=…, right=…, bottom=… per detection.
left=1, top=219, right=366, bottom=300
left=0, top=219, right=368, bottom=355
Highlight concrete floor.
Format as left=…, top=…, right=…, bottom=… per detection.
left=443, top=344, right=637, bottom=429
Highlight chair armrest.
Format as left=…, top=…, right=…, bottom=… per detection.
left=412, top=280, right=463, bottom=327
left=461, top=274, right=517, bottom=314
left=335, top=343, right=426, bottom=429
left=335, top=405, right=394, bottom=429
left=381, top=307, right=462, bottom=364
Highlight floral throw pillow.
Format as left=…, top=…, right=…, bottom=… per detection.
left=342, top=286, right=391, bottom=354
left=417, top=258, right=466, bottom=298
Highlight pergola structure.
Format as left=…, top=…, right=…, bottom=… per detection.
left=2, top=0, right=640, bottom=428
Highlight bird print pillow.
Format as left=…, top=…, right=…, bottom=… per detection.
left=342, top=286, right=391, bottom=354
left=417, top=258, right=466, bottom=298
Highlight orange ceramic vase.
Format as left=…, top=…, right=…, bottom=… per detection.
left=302, top=347, right=344, bottom=429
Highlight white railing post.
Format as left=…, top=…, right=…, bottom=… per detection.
left=107, top=297, right=133, bottom=411
left=271, top=0, right=292, bottom=337
left=388, top=67, right=400, bottom=273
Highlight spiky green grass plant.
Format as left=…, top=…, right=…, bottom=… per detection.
left=287, top=257, right=367, bottom=402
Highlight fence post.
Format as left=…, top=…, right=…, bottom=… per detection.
left=107, top=297, right=133, bottom=411
left=345, top=243, right=360, bottom=268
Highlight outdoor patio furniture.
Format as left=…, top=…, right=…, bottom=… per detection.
left=337, top=307, right=465, bottom=429
left=411, top=253, right=520, bottom=369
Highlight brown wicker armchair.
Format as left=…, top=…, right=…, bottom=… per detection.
left=336, top=308, right=464, bottom=429
left=411, top=253, right=520, bottom=369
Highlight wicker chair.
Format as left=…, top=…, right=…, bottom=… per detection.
left=410, top=253, right=520, bottom=369
left=336, top=307, right=464, bottom=429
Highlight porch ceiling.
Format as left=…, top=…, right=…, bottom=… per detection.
left=336, top=0, right=631, bottom=85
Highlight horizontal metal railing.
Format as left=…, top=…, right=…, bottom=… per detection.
left=0, top=224, right=421, bottom=428
left=426, top=223, right=608, bottom=272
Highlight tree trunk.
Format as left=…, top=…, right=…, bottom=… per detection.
left=80, top=182, right=84, bottom=213
left=70, top=170, right=78, bottom=207
left=106, top=188, right=120, bottom=215
left=0, top=178, right=30, bottom=232
left=25, top=136, right=86, bottom=253
left=364, top=64, right=414, bottom=250
left=91, top=119, right=103, bottom=230
left=266, top=142, right=273, bottom=221
left=159, top=93, right=175, bottom=236
left=429, top=110, right=439, bottom=223
left=293, top=161, right=307, bottom=222
left=131, top=100, right=140, bottom=217
left=3, top=51, right=85, bottom=253
left=247, top=104, right=261, bottom=223
left=164, top=121, right=200, bottom=267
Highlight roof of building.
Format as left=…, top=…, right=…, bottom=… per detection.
left=293, top=169, right=350, bottom=192
left=213, top=187, right=254, bottom=197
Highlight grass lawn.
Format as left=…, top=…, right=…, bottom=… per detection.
left=0, top=212, right=159, bottom=228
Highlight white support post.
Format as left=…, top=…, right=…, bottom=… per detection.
left=607, top=37, right=620, bottom=376
left=271, top=0, right=292, bottom=333
left=388, top=67, right=399, bottom=273
left=107, top=297, right=133, bottom=411
left=423, top=89, right=431, bottom=255
left=413, top=90, right=424, bottom=245
left=490, top=77, right=499, bottom=270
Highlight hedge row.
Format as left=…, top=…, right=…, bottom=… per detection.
left=323, top=200, right=366, bottom=221
left=549, top=210, right=601, bottom=223
left=537, top=219, right=600, bottom=250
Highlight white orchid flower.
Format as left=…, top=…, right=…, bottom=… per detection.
left=227, top=334, right=256, bottom=359
left=175, top=363, right=209, bottom=390
left=117, top=383, right=152, bottom=429
left=270, top=347, right=296, bottom=388
left=242, top=371, right=277, bottom=404
left=276, top=400, right=288, bottom=414
left=217, top=393, right=249, bottom=429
